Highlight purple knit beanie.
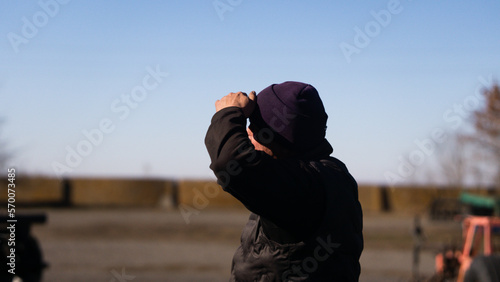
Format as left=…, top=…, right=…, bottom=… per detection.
left=249, top=81, right=328, bottom=152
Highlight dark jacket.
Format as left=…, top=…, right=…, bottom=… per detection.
left=205, top=107, right=363, bottom=281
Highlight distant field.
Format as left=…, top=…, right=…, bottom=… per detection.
left=23, top=208, right=464, bottom=281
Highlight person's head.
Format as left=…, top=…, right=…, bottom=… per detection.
left=248, top=81, right=328, bottom=158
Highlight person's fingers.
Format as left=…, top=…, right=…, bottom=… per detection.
left=215, top=91, right=255, bottom=114
left=248, top=91, right=256, bottom=102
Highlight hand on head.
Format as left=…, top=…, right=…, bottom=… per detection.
left=215, top=91, right=256, bottom=118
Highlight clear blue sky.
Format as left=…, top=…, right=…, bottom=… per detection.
left=1, top=0, right=499, bottom=184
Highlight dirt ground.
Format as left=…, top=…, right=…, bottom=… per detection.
left=24, top=208, right=462, bottom=281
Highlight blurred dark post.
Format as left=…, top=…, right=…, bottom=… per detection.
left=61, top=178, right=72, bottom=207
left=412, top=214, right=425, bottom=281
left=172, top=180, right=179, bottom=208
left=380, top=186, right=391, bottom=212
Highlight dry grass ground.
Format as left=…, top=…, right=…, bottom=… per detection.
left=25, top=208, right=463, bottom=281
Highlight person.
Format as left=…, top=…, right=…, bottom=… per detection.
left=205, top=81, right=363, bottom=281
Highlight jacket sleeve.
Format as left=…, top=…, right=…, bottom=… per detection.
left=204, top=107, right=325, bottom=237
